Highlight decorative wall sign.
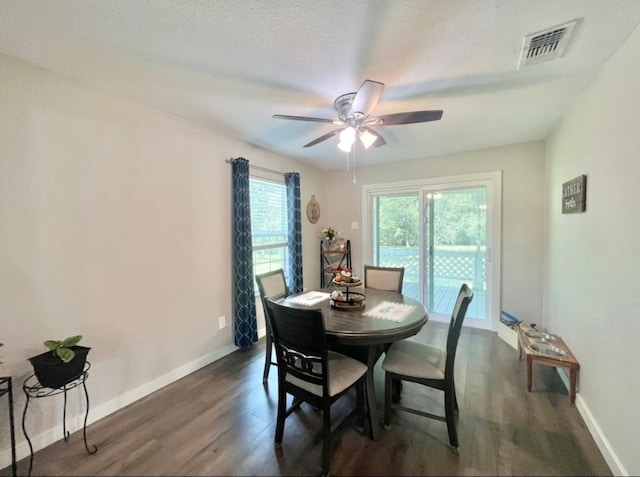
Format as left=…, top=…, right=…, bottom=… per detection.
left=306, top=195, right=320, bottom=223
left=562, top=175, right=587, bottom=214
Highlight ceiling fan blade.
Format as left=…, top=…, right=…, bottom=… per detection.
left=376, top=110, right=443, bottom=125
left=350, top=80, right=385, bottom=117
left=361, top=126, right=387, bottom=147
left=303, top=129, right=342, bottom=148
left=272, top=114, right=337, bottom=124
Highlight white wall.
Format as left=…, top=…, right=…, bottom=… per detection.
left=0, top=54, right=327, bottom=466
left=544, top=26, right=640, bottom=476
left=324, top=141, right=546, bottom=326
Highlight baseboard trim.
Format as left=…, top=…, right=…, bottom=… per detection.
left=0, top=343, right=238, bottom=470
left=575, top=394, right=627, bottom=476
left=555, top=369, right=626, bottom=476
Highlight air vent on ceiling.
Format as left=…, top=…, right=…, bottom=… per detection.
left=518, top=19, right=578, bottom=69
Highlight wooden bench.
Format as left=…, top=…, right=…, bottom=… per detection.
left=517, top=324, right=580, bottom=403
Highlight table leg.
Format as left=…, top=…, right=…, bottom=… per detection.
left=570, top=366, right=577, bottom=404
left=518, top=339, right=523, bottom=361
left=526, top=355, right=533, bottom=392
left=364, top=344, right=386, bottom=441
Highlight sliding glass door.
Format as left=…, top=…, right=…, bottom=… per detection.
left=365, top=173, right=501, bottom=331
left=425, top=187, right=487, bottom=326
left=371, top=192, right=421, bottom=298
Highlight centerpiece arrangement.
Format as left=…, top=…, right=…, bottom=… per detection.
left=332, top=269, right=362, bottom=287
left=330, top=270, right=365, bottom=311
left=322, top=226, right=341, bottom=250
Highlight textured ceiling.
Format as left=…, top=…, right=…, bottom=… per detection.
left=2, top=0, right=640, bottom=170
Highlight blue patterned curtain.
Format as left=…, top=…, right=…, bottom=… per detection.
left=232, top=158, right=258, bottom=348
left=285, top=172, right=303, bottom=294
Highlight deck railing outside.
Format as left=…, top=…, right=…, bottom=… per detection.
left=377, top=246, right=486, bottom=319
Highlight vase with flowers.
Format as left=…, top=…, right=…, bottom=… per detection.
left=322, top=227, right=341, bottom=250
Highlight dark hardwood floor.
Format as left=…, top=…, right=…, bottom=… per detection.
left=3, top=322, right=611, bottom=476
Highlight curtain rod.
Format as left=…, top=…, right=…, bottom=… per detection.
left=226, top=158, right=285, bottom=177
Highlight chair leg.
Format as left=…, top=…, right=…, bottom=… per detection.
left=384, top=373, right=392, bottom=430
left=355, top=378, right=365, bottom=432
left=322, top=402, right=331, bottom=477
left=444, top=382, right=459, bottom=451
left=453, top=379, right=459, bottom=413
left=391, top=379, right=402, bottom=402
left=263, top=333, right=273, bottom=383
left=274, top=386, right=286, bottom=446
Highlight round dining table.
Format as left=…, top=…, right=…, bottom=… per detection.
left=281, top=287, right=428, bottom=440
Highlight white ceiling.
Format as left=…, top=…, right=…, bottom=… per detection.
left=2, top=0, right=640, bottom=171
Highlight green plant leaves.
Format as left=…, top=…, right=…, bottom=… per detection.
left=56, top=347, right=76, bottom=363
left=42, top=335, right=83, bottom=362
left=44, top=340, right=61, bottom=350
left=60, top=335, right=83, bottom=347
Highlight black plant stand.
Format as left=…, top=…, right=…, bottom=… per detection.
left=22, top=362, right=97, bottom=476
left=0, top=377, right=17, bottom=477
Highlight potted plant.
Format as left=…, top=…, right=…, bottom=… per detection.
left=28, top=335, right=90, bottom=389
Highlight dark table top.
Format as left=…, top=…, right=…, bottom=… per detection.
left=281, top=287, right=428, bottom=346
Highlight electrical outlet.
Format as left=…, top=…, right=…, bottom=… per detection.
left=351, top=221, right=359, bottom=229
left=218, top=316, right=226, bottom=329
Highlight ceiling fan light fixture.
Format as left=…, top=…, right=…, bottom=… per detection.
left=359, top=129, right=377, bottom=149
left=337, top=126, right=356, bottom=152
left=337, top=140, right=353, bottom=152
left=339, top=126, right=356, bottom=144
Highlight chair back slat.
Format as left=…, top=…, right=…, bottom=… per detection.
left=264, top=299, right=328, bottom=390
left=279, top=346, right=324, bottom=386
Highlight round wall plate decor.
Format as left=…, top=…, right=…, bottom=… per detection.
left=306, top=195, right=320, bottom=224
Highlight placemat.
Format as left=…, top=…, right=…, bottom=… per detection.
left=362, top=301, right=416, bottom=323
left=288, top=291, right=331, bottom=306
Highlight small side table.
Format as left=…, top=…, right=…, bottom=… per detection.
left=0, top=377, right=17, bottom=477
left=518, top=326, right=580, bottom=403
left=22, top=362, right=97, bottom=476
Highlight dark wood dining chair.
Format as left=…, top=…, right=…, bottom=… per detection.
left=382, top=283, right=473, bottom=452
left=363, top=265, right=405, bottom=293
left=264, top=298, right=367, bottom=477
left=255, top=269, right=289, bottom=383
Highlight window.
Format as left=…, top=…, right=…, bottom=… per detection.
left=250, top=177, right=288, bottom=287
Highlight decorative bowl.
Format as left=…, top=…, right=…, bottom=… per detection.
left=529, top=343, right=567, bottom=358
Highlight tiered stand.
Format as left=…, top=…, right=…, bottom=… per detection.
left=330, top=279, right=366, bottom=311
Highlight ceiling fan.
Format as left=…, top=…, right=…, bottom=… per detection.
left=273, top=79, right=443, bottom=151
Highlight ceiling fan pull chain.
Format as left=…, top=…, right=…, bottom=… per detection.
left=352, top=146, right=357, bottom=185
left=346, top=148, right=350, bottom=171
